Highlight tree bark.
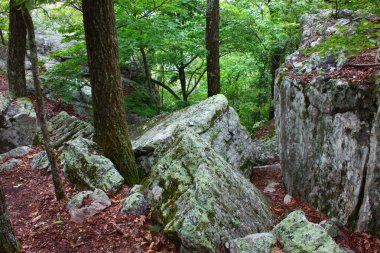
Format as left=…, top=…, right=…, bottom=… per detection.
left=23, top=10, right=65, bottom=201
left=0, top=185, right=19, bottom=253
left=7, top=0, right=27, bottom=97
left=206, top=0, right=220, bottom=97
left=82, top=0, right=139, bottom=185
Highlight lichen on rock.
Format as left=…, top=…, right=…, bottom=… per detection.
left=147, top=126, right=275, bottom=252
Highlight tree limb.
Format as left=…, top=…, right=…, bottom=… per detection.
left=151, top=79, right=181, bottom=100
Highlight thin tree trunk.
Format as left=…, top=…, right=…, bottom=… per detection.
left=0, top=185, right=19, bottom=253
left=269, top=53, right=281, bottom=120
left=22, top=10, right=65, bottom=201
left=139, top=47, right=160, bottom=110
left=82, top=0, right=139, bottom=185
left=0, top=28, right=5, bottom=45
left=178, top=66, right=188, bottom=102
left=206, top=0, right=220, bottom=97
left=7, top=0, right=27, bottom=97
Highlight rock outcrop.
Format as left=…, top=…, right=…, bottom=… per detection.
left=34, top=111, right=94, bottom=148
left=146, top=127, right=275, bottom=252
left=0, top=97, right=37, bottom=153
left=275, top=10, right=380, bottom=235
left=131, top=94, right=255, bottom=177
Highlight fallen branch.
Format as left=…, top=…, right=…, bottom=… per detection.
left=347, top=63, right=380, bottom=67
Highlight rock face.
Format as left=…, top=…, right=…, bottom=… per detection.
left=131, top=94, right=255, bottom=177
left=0, top=98, right=37, bottom=153
left=273, top=211, right=345, bottom=253
left=61, top=137, right=124, bottom=193
left=67, top=189, right=111, bottom=223
left=147, top=127, right=276, bottom=252
left=34, top=111, right=94, bottom=148
left=274, top=10, right=380, bottom=235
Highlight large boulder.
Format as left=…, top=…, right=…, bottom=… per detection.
left=34, top=111, right=94, bottom=148
left=0, top=97, right=37, bottom=153
left=273, top=211, right=345, bottom=253
left=228, top=233, right=276, bottom=253
left=274, top=10, right=380, bottom=235
left=61, top=137, right=124, bottom=193
left=131, top=94, right=255, bottom=176
left=147, top=127, right=276, bottom=252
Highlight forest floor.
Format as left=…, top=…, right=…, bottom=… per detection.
left=1, top=74, right=380, bottom=253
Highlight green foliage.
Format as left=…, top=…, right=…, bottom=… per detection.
left=307, top=20, right=380, bottom=57
left=125, top=87, right=158, bottom=118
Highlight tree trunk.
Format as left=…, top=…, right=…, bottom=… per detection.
left=0, top=28, right=5, bottom=45
left=206, top=0, right=220, bottom=97
left=23, top=10, right=65, bottom=201
left=178, top=66, right=188, bottom=102
left=82, top=0, right=139, bottom=185
left=269, top=53, right=281, bottom=120
left=139, top=47, right=160, bottom=111
left=7, top=0, right=27, bottom=97
left=0, top=185, right=19, bottom=253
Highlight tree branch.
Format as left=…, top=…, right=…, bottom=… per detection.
left=151, top=79, right=181, bottom=100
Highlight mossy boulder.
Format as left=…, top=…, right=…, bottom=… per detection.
left=147, top=127, right=275, bottom=252
left=130, top=94, right=255, bottom=177
left=273, top=211, right=345, bottom=253
left=34, top=111, right=94, bottom=148
left=120, top=192, right=149, bottom=215
left=61, top=137, right=124, bottom=193
left=228, top=233, right=276, bottom=253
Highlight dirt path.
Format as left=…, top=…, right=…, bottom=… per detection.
left=0, top=148, right=176, bottom=253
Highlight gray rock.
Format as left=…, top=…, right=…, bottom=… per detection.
left=228, top=233, right=276, bottom=253
left=274, top=11, right=380, bottom=235
left=0, top=98, right=37, bottom=153
left=129, top=184, right=143, bottom=195
left=0, top=45, right=7, bottom=70
left=147, top=127, right=275, bottom=252
left=34, top=111, right=94, bottom=148
left=252, top=135, right=279, bottom=165
left=319, top=219, right=342, bottom=238
left=0, top=146, right=33, bottom=160
left=356, top=97, right=380, bottom=236
left=0, top=158, right=22, bottom=172
left=67, top=189, right=111, bottom=223
left=131, top=94, right=255, bottom=177
left=61, top=137, right=124, bottom=193
left=273, top=211, right=345, bottom=253
left=31, top=151, right=50, bottom=171
left=121, top=192, right=149, bottom=215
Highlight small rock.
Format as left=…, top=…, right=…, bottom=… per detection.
left=129, top=184, right=143, bottom=195
left=319, top=219, right=344, bottom=238
left=31, top=151, right=51, bottom=171
left=0, top=158, right=22, bottom=172
left=121, top=192, right=149, bottom=215
left=284, top=194, right=293, bottom=205
left=264, top=182, right=279, bottom=193
left=67, top=189, right=111, bottom=223
left=228, top=233, right=276, bottom=253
